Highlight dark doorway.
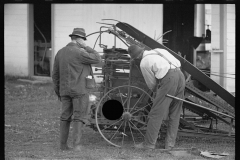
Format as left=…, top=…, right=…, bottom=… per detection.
left=163, top=4, right=194, bottom=64
left=33, top=4, right=51, bottom=77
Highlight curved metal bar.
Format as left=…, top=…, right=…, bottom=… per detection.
left=102, top=19, right=139, bottom=38
left=97, top=22, right=114, bottom=26
left=108, top=30, right=130, bottom=47
left=156, top=30, right=172, bottom=41
left=102, top=19, right=121, bottom=22
left=86, top=30, right=109, bottom=38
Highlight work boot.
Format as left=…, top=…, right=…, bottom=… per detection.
left=60, top=120, right=71, bottom=151
left=72, top=121, right=84, bottom=151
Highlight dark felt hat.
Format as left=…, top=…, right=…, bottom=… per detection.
left=69, top=28, right=87, bottom=40
left=128, top=45, right=144, bottom=59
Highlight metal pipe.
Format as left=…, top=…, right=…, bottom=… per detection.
left=165, top=94, right=234, bottom=119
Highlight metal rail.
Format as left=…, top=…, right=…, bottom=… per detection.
left=166, top=94, right=234, bottom=119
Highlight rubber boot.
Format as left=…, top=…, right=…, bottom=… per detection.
left=60, top=120, right=71, bottom=151
left=72, top=121, right=84, bottom=151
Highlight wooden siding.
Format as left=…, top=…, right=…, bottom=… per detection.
left=4, top=4, right=30, bottom=76
left=52, top=4, right=163, bottom=54
left=52, top=4, right=163, bottom=82
left=210, top=4, right=235, bottom=93
left=225, top=4, right=235, bottom=92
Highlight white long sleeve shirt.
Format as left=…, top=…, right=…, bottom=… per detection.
left=140, top=48, right=181, bottom=90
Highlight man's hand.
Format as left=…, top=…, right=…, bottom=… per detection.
left=77, top=39, right=87, bottom=48
left=54, top=87, right=61, bottom=101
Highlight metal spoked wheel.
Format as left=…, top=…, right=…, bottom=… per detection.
left=95, top=85, right=153, bottom=147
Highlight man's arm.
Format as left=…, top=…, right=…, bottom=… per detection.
left=77, top=43, right=102, bottom=64
left=52, top=54, right=60, bottom=97
left=81, top=46, right=102, bottom=64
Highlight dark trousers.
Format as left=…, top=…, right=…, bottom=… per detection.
left=144, top=68, right=185, bottom=148
left=60, top=94, right=89, bottom=124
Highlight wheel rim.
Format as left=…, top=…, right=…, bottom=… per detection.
left=95, top=85, right=153, bottom=147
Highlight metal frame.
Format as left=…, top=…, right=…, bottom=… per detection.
left=86, top=20, right=235, bottom=147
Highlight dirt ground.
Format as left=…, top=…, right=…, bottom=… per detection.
left=5, top=77, right=235, bottom=160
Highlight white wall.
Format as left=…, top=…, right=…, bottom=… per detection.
left=52, top=4, right=163, bottom=82
left=4, top=4, right=30, bottom=76
left=224, top=4, right=235, bottom=92
left=211, top=4, right=235, bottom=93
left=52, top=4, right=163, bottom=53
left=211, top=4, right=222, bottom=85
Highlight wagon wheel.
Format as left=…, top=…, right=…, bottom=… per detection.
left=95, top=85, right=153, bottom=147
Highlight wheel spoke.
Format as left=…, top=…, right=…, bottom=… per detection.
left=101, top=118, right=123, bottom=131
left=131, top=115, right=148, bottom=118
left=128, top=121, right=136, bottom=145
left=97, top=117, right=108, bottom=120
left=123, top=97, right=128, bottom=106
left=127, top=87, right=132, bottom=111
left=95, top=85, right=152, bottom=148
left=122, top=121, right=127, bottom=146
left=118, top=88, right=124, bottom=106
left=106, top=94, right=111, bottom=99
left=130, top=92, right=145, bottom=113
left=109, top=120, right=124, bottom=141
left=129, top=120, right=145, bottom=137
left=118, top=88, right=128, bottom=112
left=131, top=102, right=153, bottom=115
left=131, top=118, right=147, bottom=126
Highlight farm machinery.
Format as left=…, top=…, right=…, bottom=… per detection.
left=86, top=19, right=235, bottom=148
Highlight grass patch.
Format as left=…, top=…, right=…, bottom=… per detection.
left=5, top=74, right=35, bottom=81
left=5, top=78, right=235, bottom=160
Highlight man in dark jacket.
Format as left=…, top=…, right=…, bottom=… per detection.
left=52, top=28, right=101, bottom=151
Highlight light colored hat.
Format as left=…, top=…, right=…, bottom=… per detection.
left=128, top=45, right=144, bottom=59
left=69, top=28, right=87, bottom=40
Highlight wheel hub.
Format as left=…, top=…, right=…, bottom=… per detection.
left=122, top=112, right=132, bottom=121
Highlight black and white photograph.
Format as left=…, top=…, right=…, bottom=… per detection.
left=4, top=2, right=235, bottom=160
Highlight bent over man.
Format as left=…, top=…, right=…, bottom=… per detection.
left=52, top=28, right=101, bottom=151
left=128, top=45, right=185, bottom=150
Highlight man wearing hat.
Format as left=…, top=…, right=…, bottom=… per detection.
left=128, top=45, right=185, bottom=150
left=52, top=28, right=101, bottom=151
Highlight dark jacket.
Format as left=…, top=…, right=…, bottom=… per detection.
left=52, top=42, right=101, bottom=96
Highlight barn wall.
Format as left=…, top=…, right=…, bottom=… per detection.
left=4, top=4, right=31, bottom=76
left=211, top=4, right=235, bottom=93
left=52, top=4, right=163, bottom=53
left=52, top=4, right=163, bottom=82
left=224, top=4, right=235, bottom=93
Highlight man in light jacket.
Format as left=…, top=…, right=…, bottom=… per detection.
left=128, top=45, right=185, bottom=150
left=52, top=28, right=101, bottom=151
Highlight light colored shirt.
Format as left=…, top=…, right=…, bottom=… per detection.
left=140, top=48, right=181, bottom=90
